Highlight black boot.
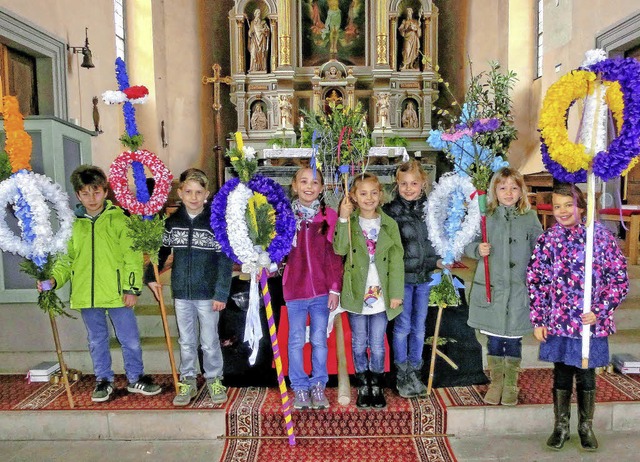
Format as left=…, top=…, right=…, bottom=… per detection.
left=577, top=389, right=598, bottom=451
left=369, top=372, right=387, bottom=409
left=546, top=388, right=572, bottom=450
left=355, top=372, right=371, bottom=409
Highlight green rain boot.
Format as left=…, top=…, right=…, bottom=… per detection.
left=501, top=356, right=521, bottom=406
left=483, top=355, right=504, bottom=405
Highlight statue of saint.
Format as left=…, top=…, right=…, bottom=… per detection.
left=376, top=93, right=390, bottom=127
left=402, top=101, right=419, bottom=128
left=279, top=95, right=293, bottom=128
left=248, top=9, right=270, bottom=73
left=321, top=0, right=342, bottom=54
left=398, top=8, right=422, bottom=71
left=250, top=104, right=268, bottom=130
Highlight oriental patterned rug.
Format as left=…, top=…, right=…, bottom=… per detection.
left=0, top=374, right=230, bottom=410
left=220, top=387, right=456, bottom=462
left=437, top=369, right=640, bottom=407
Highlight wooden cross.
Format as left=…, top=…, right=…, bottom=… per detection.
left=202, top=63, right=234, bottom=189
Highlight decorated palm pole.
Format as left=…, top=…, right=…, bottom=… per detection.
left=102, top=58, right=178, bottom=390
left=211, top=133, right=296, bottom=445
left=428, top=107, right=509, bottom=303
left=425, top=173, right=481, bottom=394
left=539, top=50, right=640, bottom=367
left=0, top=96, right=75, bottom=407
left=302, top=103, right=370, bottom=403
left=428, top=63, right=517, bottom=303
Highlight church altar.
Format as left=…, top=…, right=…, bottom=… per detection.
left=262, top=146, right=409, bottom=161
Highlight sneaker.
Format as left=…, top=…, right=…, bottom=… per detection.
left=310, top=383, right=329, bottom=410
left=127, top=375, right=162, bottom=396
left=172, top=377, right=197, bottom=407
left=91, top=380, right=114, bottom=403
left=207, top=377, right=228, bottom=404
left=293, top=388, right=311, bottom=410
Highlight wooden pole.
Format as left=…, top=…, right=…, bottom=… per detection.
left=217, top=432, right=454, bottom=440
left=334, top=313, right=351, bottom=405
left=48, top=311, right=74, bottom=408
left=426, top=305, right=444, bottom=396
left=152, top=263, right=180, bottom=394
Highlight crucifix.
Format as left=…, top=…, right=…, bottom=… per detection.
left=202, top=63, right=233, bottom=190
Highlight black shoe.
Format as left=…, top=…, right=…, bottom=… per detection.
left=577, top=389, right=598, bottom=451
left=127, top=375, right=162, bottom=396
left=370, top=372, right=387, bottom=409
left=355, top=372, right=371, bottom=409
left=547, top=388, right=571, bottom=450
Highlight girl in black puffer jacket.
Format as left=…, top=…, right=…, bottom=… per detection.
left=383, top=159, right=440, bottom=398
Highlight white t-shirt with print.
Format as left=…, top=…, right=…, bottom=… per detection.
left=359, top=216, right=385, bottom=315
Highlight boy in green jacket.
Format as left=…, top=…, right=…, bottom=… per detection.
left=39, top=165, right=161, bottom=402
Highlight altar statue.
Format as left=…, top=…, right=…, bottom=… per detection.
left=248, top=9, right=270, bottom=73
left=402, top=101, right=419, bottom=128
left=278, top=95, right=293, bottom=128
left=250, top=104, right=268, bottom=130
left=377, top=93, right=390, bottom=127
left=399, top=8, right=422, bottom=71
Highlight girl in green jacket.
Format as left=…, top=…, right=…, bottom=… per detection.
left=334, top=173, right=404, bottom=409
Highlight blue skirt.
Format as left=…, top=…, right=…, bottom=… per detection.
left=539, top=335, right=609, bottom=368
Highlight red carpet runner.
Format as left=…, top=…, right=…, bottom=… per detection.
left=220, top=387, right=456, bottom=462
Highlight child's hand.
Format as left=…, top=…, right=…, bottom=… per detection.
left=148, top=282, right=162, bottom=301
left=37, top=278, right=56, bottom=292
left=581, top=312, right=596, bottom=325
left=390, top=298, right=402, bottom=309
left=328, top=293, right=339, bottom=311
left=533, top=326, right=547, bottom=342
left=212, top=300, right=226, bottom=311
left=123, top=294, right=137, bottom=308
left=436, top=259, right=452, bottom=270
left=478, top=243, right=491, bottom=257
left=339, top=196, right=353, bottom=219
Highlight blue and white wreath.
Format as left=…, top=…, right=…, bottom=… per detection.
left=0, top=170, right=74, bottom=267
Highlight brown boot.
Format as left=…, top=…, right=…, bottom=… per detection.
left=577, top=389, right=598, bottom=451
left=501, top=356, right=521, bottom=406
left=483, top=355, right=504, bottom=405
left=547, top=388, right=572, bottom=450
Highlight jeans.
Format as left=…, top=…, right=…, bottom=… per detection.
left=486, top=335, right=522, bottom=358
left=174, top=299, right=223, bottom=380
left=81, top=307, right=144, bottom=384
left=286, top=295, right=330, bottom=390
left=348, top=311, right=388, bottom=374
left=393, top=282, right=430, bottom=367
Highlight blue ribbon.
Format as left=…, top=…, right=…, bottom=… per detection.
left=428, top=269, right=465, bottom=290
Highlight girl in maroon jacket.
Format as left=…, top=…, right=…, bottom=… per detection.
left=283, top=167, right=343, bottom=411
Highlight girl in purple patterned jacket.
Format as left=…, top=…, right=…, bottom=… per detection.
left=527, top=183, right=628, bottom=452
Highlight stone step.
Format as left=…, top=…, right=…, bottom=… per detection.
left=1, top=395, right=638, bottom=441
left=447, top=401, right=640, bottom=437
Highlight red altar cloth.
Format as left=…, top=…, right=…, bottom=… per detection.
left=276, top=306, right=391, bottom=375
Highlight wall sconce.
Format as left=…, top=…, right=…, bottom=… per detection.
left=67, top=27, right=95, bottom=69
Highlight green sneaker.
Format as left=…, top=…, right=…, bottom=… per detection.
left=207, top=377, right=227, bottom=404
left=91, top=380, right=114, bottom=403
left=172, top=378, right=197, bottom=406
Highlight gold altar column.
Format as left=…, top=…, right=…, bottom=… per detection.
left=376, top=0, right=388, bottom=65
left=422, top=11, right=431, bottom=70
left=389, top=13, right=398, bottom=70
left=236, top=17, right=245, bottom=74
left=279, top=0, right=291, bottom=67
left=270, top=16, right=279, bottom=70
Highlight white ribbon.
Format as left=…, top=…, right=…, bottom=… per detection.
left=244, top=270, right=263, bottom=365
